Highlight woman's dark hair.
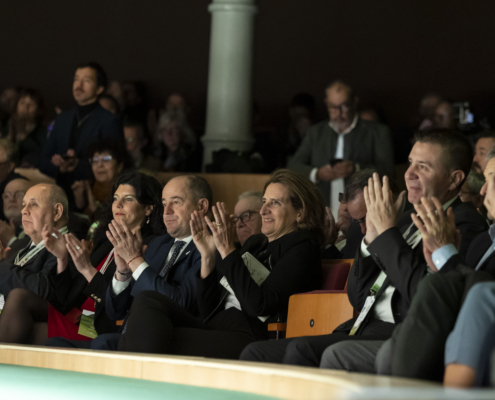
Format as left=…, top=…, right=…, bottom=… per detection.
left=88, top=139, right=133, bottom=170
left=263, top=169, right=327, bottom=245
left=15, top=88, right=45, bottom=124
left=94, top=171, right=165, bottom=239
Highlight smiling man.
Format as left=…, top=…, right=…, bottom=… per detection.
left=288, top=80, right=394, bottom=218
left=0, top=184, right=69, bottom=309
left=45, top=175, right=211, bottom=350
left=240, top=129, right=487, bottom=367
left=39, top=62, right=123, bottom=209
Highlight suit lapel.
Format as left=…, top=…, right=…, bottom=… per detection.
left=172, top=240, right=194, bottom=267
left=150, top=239, right=175, bottom=272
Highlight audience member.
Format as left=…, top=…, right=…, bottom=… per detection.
left=0, top=184, right=69, bottom=323
left=417, top=92, right=443, bottom=131
left=288, top=80, right=394, bottom=218
left=381, top=148, right=495, bottom=382
left=0, top=139, right=23, bottom=222
left=123, top=121, right=161, bottom=170
left=240, top=130, right=487, bottom=367
left=0, top=87, right=19, bottom=129
left=121, top=81, right=153, bottom=134
left=284, top=93, right=316, bottom=158
left=106, top=81, right=125, bottom=110
left=233, top=191, right=263, bottom=247
left=1, top=88, right=48, bottom=167
left=115, top=170, right=325, bottom=359
left=99, top=94, right=120, bottom=115
left=0, top=172, right=164, bottom=346
left=434, top=100, right=455, bottom=129
left=155, top=113, right=201, bottom=172
left=46, top=175, right=210, bottom=350
left=459, top=169, right=485, bottom=211
left=473, top=132, right=495, bottom=174
left=39, top=62, right=124, bottom=206
left=71, top=140, right=131, bottom=219
left=0, top=178, right=32, bottom=248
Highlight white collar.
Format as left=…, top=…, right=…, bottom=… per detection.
left=329, top=115, right=359, bottom=135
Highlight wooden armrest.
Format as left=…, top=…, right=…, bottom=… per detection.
left=268, top=323, right=287, bottom=332
left=116, top=320, right=124, bottom=326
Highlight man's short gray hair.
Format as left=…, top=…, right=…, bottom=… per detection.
left=238, top=191, right=263, bottom=207
left=41, top=184, right=69, bottom=221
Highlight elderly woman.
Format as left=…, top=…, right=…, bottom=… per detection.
left=72, top=140, right=132, bottom=219
left=1, top=88, right=47, bottom=167
left=0, top=172, right=164, bottom=345
left=113, top=169, right=325, bottom=359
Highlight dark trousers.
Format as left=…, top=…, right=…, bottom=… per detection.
left=44, top=333, right=121, bottom=350
left=240, top=331, right=391, bottom=367
left=390, top=270, right=493, bottom=382
left=117, top=291, right=255, bottom=360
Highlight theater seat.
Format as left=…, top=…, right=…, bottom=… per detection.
left=268, top=259, right=354, bottom=339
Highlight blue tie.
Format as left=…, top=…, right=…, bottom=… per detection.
left=159, top=241, right=186, bottom=278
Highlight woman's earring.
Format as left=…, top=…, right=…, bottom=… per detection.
left=147, top=217, right=150, bottom=224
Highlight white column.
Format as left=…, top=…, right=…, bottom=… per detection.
left=202, top=0, right=257, bottom=168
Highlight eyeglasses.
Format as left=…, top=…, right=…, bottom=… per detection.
left=232, top=210, right=259, bottom=224
left=350, top=216, right=366, bottom=225
left=90, top=155, right=113, bottom=164
left=325, top=101, right=352, bottom=113
left=2, top=191, right=25, bottom=202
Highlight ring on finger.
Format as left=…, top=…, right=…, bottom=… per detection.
left=215, top=222, right=223, bottom=228
left=76, top=246, right=81, bottom=250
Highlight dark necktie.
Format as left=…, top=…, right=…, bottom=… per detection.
left=159, top=241, right=186, bottom=278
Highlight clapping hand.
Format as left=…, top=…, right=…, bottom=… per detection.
left=411, top=197, right=460, bottom=258
left=190, top=210, right=216, bottom=258
left=65, top=233, right=97, bottom=282
left=364, top=173, right=406, bottom=236
left=51, top=149, right=79, bottom=173
left=325, top=207, right=339, bottom=246
left=205, top=202, right=237, bottom=259
left=42, top=224, right=68, bottom=274
left=106, top=220, right=143, bottom=263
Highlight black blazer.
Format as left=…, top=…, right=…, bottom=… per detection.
left=197, top=230, right=322, bottom=340
left=51, top=228, right=158, bottom=335
left=336, top=197, right=488, bottom=335
left=39, top=104, right=123, bottom=181
left=0, top=239, right=58, bottom=302
left=442, top=229, right=495, bottom=277
left=106, top=233, right=201, bottom=321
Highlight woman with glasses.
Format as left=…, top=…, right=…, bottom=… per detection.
left=115, top=169, right=325, bottom=360
left=72, top=140, right=132, bottom=219
left=0, top=171, right=164, bottom=345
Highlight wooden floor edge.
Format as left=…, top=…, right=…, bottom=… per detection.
left=0, top=344, right=440, bottom=400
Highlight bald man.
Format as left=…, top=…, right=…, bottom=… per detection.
left=0, top=184, right=69, bottom=310
left=288, top=80, right=394, bottom=216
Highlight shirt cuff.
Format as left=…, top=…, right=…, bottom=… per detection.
left=132, top=261, right=149, bottom=281
left=432, top=244, right=458, bottom=270
left=112, top=275, right=131, bottom=295
left=309, top=168, right=318, bottom=183
left=360, top=237, right=371, bottom=258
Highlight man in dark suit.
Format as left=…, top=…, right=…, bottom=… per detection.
left=39, top=62, right=123, bottom=208
left=45, top=175, right=211, bottom=350
left=287, top=80, right=394, bottom=217
left=240, top=129, right=487, bottom=366
left=0, top=183, right=69, bottom=310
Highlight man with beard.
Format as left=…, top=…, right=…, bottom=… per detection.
left=473, top=132, right=495, bottom=174
left=288, top=80, right=394, bottom=218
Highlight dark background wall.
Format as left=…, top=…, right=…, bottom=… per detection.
left=1, top=0, right=495, bottom=131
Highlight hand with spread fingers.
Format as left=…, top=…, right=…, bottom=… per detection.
left=205, top=202, right=237, bottom=259
left=325, top=207, right=338, bottom=246
left=42, top=224, right=68, bottom=274
left=363, top=173, right=407, bottom=237
left=65, top=233, right=97, bottom=282
left=190, top=210, right=216, bottom=258
left=411, top=196, right=459, bottom=255
left=106, top=219, right=143, bottom=263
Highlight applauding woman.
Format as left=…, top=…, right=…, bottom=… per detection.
left=0, top=171, right=164, bottom=345
left=116, top=169, right=325, bottom=359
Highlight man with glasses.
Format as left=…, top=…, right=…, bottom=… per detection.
left=233, top=191, right=263, bottom=247
left=288, top=80, right=394, bottom=218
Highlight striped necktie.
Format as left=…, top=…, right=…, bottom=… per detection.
left=159, top=241, right=186, bottom=278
